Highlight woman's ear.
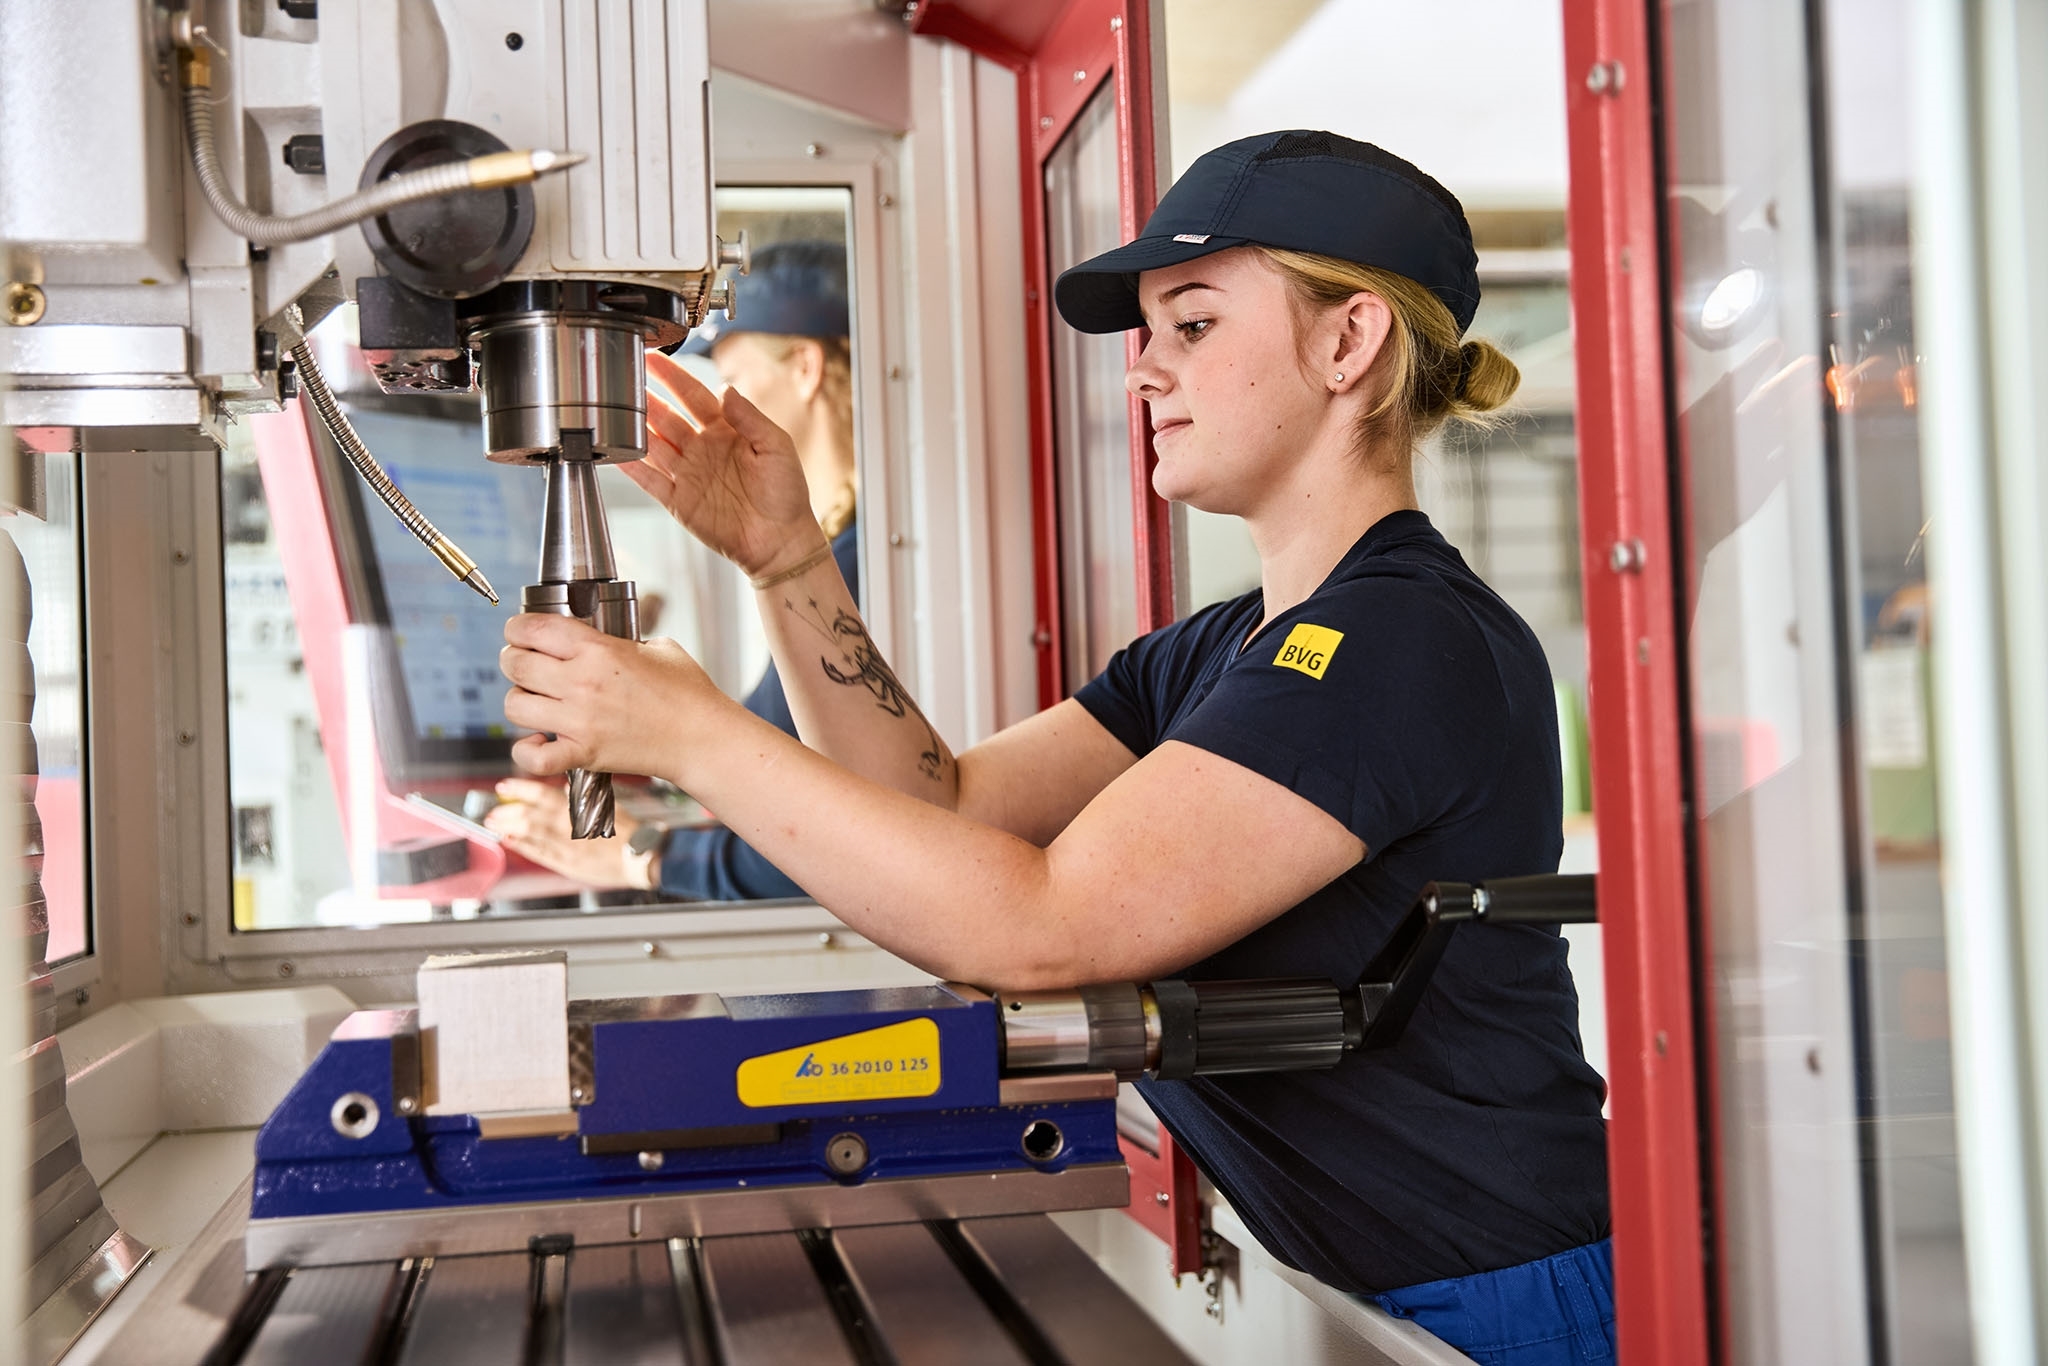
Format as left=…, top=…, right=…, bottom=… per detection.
left=1329, top=291, right=1393, bottom=394
left=790, top=338, right=827, bottom=403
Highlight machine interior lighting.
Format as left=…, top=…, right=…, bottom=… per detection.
left=1698, top=267, right=1765, bottom=339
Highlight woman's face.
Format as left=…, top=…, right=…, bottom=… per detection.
left=1126, top=248, right=1329, bottom=514
left=710, top=332, right=815, bottom=437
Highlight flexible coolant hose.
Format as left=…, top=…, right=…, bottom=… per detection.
left=181, top=82, right=577, bottom=248
left=290, top=340, right=499, bottom=604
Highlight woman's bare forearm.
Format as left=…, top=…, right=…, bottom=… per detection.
left=752, top=546, right=960, bottom=807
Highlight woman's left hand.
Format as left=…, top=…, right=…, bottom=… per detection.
left=500, top=614, right=726, bottom=780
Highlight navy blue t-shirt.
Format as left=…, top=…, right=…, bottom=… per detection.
left=1074, top=509, right=1608, bottom=1295
left=655, top=523, right=861, bottom=901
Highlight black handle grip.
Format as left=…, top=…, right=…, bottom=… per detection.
left=1479, top=873, right=1597, bottom=925
left=1149, top=978, right=1350, bottom=1080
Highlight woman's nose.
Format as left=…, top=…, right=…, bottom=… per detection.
left=1126, top=340, right=1168, bottom=398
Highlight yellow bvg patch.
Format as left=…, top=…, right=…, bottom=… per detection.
left=1273, top=623, right=1344, bottom=680
left=735, top=1018, right=942, bottom=1109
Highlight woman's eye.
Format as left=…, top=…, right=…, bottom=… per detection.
left=1172, top=318, right=1213, bottom=340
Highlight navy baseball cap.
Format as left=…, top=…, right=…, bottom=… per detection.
left=1054, top=131, right=1480, bottom=336
left=683, top=238, right=849, bottom=354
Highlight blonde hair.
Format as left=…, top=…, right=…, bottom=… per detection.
left=1255, top=247, right=1520, bottom=463
left=757, top=333, right=858, bottom=537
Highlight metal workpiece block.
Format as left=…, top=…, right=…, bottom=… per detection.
left=416, top=949, right=572, bottom=1117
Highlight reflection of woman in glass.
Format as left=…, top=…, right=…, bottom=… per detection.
left=503, top=134, right=1611, bottom=1360
left=487, top=242, right=858, bottom=900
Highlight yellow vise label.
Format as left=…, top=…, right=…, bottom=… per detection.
left=1274, top=623, right=1344, bottom=679
left=735, top=1017, right=942, bottom=1109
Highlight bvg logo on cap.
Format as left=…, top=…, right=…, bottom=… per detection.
left=1274, top=623, right=1343, bottom=679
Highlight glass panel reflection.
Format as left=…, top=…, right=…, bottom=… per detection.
left=1664, top=0, right=1968, bottom=1359
left=225, top=188, right=861, bottom=928
left=1045, top=82, right=1140, bottom=695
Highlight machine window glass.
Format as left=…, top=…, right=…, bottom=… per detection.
left=222, top=187, right=860, bottom=929
left=1044, top=82, right=1141, bottom=697
left=8, top=453, right=90, bottom=963
left=1664, top=0, right=1968, bottom=1357
left=700, top=185, right=860, bottom=693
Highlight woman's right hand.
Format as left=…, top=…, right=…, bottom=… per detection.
left=636, top=349, right=827, bottom=578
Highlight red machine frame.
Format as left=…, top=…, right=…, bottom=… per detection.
left=1561, top=3, right=1714, bottom=1363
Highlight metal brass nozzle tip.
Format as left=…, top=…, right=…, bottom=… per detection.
left=462, top=568, right=500, bottom=606
left=528, top=149, right=587, bottom=177
left=466, top=149, right=582, bottom=190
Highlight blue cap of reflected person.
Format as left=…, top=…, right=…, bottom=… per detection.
left=1054, top=130, right=1481, bottom=336
left=681, top=239, right=850, bottom=355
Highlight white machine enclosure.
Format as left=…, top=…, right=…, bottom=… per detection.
left=317, top=0, right=716, bottom=289
left=0, top=0, right=716, bottom=438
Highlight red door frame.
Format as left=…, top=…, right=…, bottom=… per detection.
left=912, top=0, right=1200, bottom=1276
left=1560, top=4, right=1714, bottom=1363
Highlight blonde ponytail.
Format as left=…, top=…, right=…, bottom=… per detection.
left=1454, top=339, right=1520, bottom=418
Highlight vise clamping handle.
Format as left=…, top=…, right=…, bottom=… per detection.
left=1352, top=873, right=1600, bottom=1052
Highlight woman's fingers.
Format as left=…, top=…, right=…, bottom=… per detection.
left=499, top=642, right=574, bottom=699
left=719, top=385, right=782, bottom=448
left=505, top=611, right=604, bottom=658
left=620, top=452, right=679, bottom=507
left=647, top=349, right=726, bottom=427
left=511, top=731, right=585, bottom=777
left=501, top=682, right=564, bottom=737
left=494, top=777, right=560, bottom=808
left=489, top=778, right=570, bottom=843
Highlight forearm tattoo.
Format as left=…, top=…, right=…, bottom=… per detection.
left=789, top=595, right=947, bottom=780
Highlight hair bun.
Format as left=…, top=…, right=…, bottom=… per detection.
left=1455, top=339, right=1521, bottom=414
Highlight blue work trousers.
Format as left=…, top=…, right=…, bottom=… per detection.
left=1371, top=1238, right=1615, bottom=1365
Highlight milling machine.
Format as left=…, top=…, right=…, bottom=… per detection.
left=2, top=0, right=741, bottom=838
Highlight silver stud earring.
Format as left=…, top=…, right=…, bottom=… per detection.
left=1333, top=372, right=1345, bottom=383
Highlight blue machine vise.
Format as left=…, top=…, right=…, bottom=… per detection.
left=245, top=984, right=1127, bottom=1269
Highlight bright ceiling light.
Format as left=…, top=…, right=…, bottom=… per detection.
left=1698, top=267, right=1765, bottom=340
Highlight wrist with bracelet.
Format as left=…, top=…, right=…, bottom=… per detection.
left=750, top=537, right=834, bottom=591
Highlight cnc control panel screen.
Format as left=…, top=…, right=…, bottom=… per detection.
left=340, top=405, right=547, bottom=764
